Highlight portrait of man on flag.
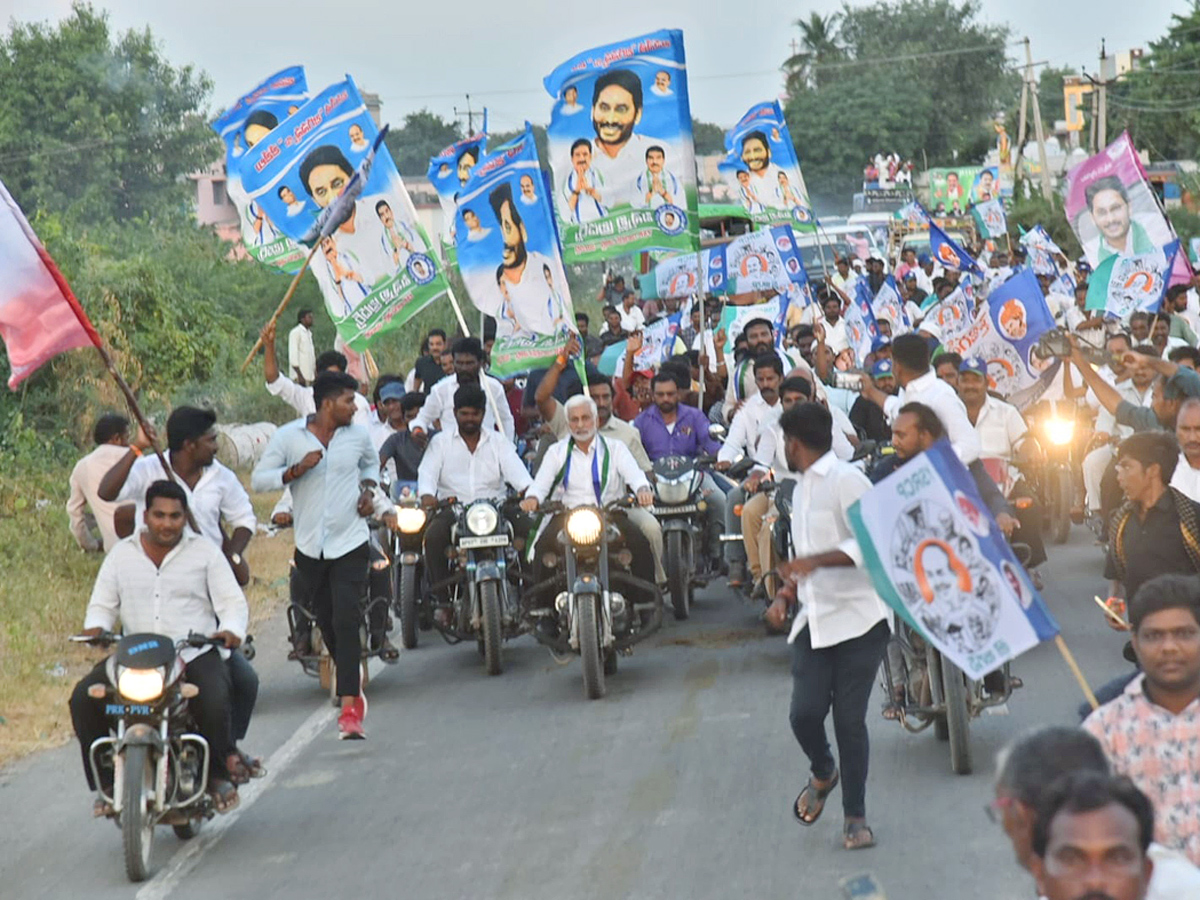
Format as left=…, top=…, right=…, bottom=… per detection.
left=427, top=132, right=487, bottom=262
left=718, top=101, right=814, bottom=229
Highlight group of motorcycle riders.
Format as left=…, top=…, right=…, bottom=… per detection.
left=66, top=243, right=1200, bottom=837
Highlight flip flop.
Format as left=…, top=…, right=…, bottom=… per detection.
left=209, top=778, right=240, bottom=815
left=843, top=821, right=876, bottom=850
left=793, top=769, right=840, bottom=826
left=93, top=797, right=115, bottom=818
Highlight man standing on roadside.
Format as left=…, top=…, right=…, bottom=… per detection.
left=67, top=413, right=131, bottom=553
left=288, top=308, right=316, bottom=386
left=252, top=372, right=381, bottom=740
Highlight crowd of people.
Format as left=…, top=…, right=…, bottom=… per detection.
left=60, top=237, right=1200, bottom=890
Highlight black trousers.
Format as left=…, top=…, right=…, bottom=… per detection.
left=293, top=543, right=369, bottom=698
left=227, top=651, right=257, bottom=743
left=69, top=649, right=233, bottom=790
left=788, top=619, right=890, bottom=820
left=423, top=508, right=458, bottom=601
left=532, top=511, right=656, bottom=599
left=292, top=561, right=388, bottom=645
left=1009, top=481, right=1047, bottom=569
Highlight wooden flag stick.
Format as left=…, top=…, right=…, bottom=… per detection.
left=1054, top=634, right=1100, bottom=711
left=240, top=240, right=322, bottom=373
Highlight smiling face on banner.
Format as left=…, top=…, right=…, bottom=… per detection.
left=718, top=101, right=813, bottom=228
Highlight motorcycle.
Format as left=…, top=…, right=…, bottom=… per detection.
left=524, top=498, right=663, bottom=699
left=390, top=494, right=431, bottom=650
left=1017, top=399, right=1079, bottom=545
left=650, top=453, right=719, bottom=619
left=69, top=630, right=249, bottom=882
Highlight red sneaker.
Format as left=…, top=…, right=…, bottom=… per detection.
left=338, top=693, right=367, bottom=740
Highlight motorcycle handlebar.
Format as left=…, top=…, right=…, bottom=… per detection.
left=69, top=631, right=117, bottom=647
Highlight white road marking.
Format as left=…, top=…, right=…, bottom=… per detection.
left=136, top=658, right=381, bottom=900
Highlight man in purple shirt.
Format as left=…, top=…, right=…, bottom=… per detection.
left=635, top=372, right=727, bottom=570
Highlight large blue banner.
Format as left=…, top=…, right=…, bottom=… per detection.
left=454, top=126, right=575, bottom=378
left=719, top=224, right=810, bottom=296
left=718, top=101, right=814, bottom=230
left=211, top=67, right=310, bottom=273
left=427, top=131, right=488, bottom=264
left=543, top=29, right=700, bottom=263
left=239, top=77, right=446, bottom=351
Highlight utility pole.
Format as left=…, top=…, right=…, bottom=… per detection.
left=453, top=95, right=477, bottom=135
left=1024, top=38, right=1053, bottom=200
left=1097, top=39, right=1108, bottom=149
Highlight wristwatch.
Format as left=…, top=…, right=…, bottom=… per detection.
left=230, top=553, right=243, bottom=566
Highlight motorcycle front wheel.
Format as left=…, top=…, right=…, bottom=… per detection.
left=942, top=658, right=973, bottom=775
left=666, top=531, right=690, bottom=620
left=578, top=594, right=606, bottom=700
left=121, top=744, right=156, bottom=882
left=1048, top=466, right=1072, bottom=544
left=398, top=563, right=419, bottom=650
left=480, top=580, right=503, bottom=676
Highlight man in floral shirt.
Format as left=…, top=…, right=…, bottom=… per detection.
left=1084, top=572, right=1200, bottom=865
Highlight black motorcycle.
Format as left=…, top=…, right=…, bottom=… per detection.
left=524, top=499, right=663, bottom=699
left=391, top=495, right=431, bottom=650
left=69, top=631, right=243, bottom=882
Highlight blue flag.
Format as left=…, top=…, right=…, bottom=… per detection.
left=844, top=283, right=880, bottom=367
left=721, top=224, right=809, bottom=296
left=867, top=275, right=911, bottom=335
left=1086, top=240, right=1180, bottom=319
left=426, top=131, right=488, bottom=263
left=718, top=101, right=814, bottom=230
left=930, top=220, right=982, bottom=274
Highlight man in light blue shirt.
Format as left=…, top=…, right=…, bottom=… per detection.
left=253, top=371, right=380, bottom=740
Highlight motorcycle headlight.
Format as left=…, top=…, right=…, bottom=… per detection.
left=466, top=502, right=499, bottom=536
left=1044, top=418, right=1074, bottom=446
left=117, top=667, right=165, bottom=703
left=396, top=506, right=427, bottom=534
left=565, top=507, right=603, bottom=545
left=655, top=479, right=691, bottom=506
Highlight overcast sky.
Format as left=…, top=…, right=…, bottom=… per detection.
left=7, top=0, right=1190, bottom=130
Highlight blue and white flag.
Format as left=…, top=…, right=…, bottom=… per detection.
left=849, top=439, right=1060, bottom=680
left=718, top=101, right=814, bottom=230
left=930, top=220, right=982, bottom=275
left=843, top=285, right=880, bottom=368
left=865, top=275, right=911, bottom=335
left=972, top=197, right=1007, bottom=241
left=238, top=77, right=446, bottom=351
left=943, top=268, right=1057, bottom=403
left=544, top=29, right=699, bottom=263
left=455, top=125, right=575, bottom=378
left=427, top=130, right=488, bottom=264
left=896, top=200, right=930, bottom=225
left=596, top=311, right=682, bottom=375
left=716, top=296, right=791, bottom=357
left=211, top=67, right=310, bottom=273
left=722, top=224, right=809, bottom=296
left=1020, top=224, right=1063, bottom=257
left=922, top=286, right=973, bottom=343
left=640, top=248, right=722, bottom=300
left=1086, top=240, right=1180, bottom=320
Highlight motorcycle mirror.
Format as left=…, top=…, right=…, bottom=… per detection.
left=709, top=424, right=727, bottom=440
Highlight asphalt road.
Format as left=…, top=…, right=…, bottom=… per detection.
left=0, top=528, right=1133, bottom=900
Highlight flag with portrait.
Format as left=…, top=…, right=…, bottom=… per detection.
left=929, top=220, right=982, bottom=275
left=971, top=198, right=1007, bottom=241
left=211, top=67, right=310, bottom=273
left=639, top=247, right=722, bottom=300
left=427, top=130, right=488, bottom=266
left=543, top=29, right=700, bottom=263
left=238, top=77, right=446, bottom=351
left=842, top=284, right=879, bottom=368
left=454, top=125, right=575, bottom=378
left=849, top=440, right=1060, bottom=679
left=1085, top=239, right=1179, bottom=318
left=865, top=275, right=911, bottom=335
left=720, top=224, right=810, bottom=296
left=718, top=100, right=814, bottom=231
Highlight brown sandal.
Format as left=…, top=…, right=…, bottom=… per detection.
left=793, top=770, right=839, bottom=825
left=843, top=821, right=876, bottom=850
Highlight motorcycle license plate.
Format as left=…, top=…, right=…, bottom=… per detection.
left=650, top=504, right=698, bottom=515
left=458, top=535, right=509, bottom=549
left=105, top=702, right=154, bottom=716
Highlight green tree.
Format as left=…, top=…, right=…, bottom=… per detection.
left=0, top=3, right=217, bottom=222
left=1103, top=5, right=1200, bottom=160
left=783, top=12, right=844, bottom=94
left=385, top=109, right=463, bottom=176
left=692, top=119, right=726, bottom=156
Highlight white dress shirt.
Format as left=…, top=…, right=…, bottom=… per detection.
left=547, top=400, right=652, bottom=472
left=83, top=532, right=248, bottom=662
left=116, top=455, right=257, bottom=550
left=821, top=316, right=850, bottom=355
left=755, top=408, right=854, bottom=469
left=617, top=304, right=646, bottom=333
left=410, top=375, right=515, bottom=442
left=417, top=429, right=532, bottom=503
left=1096, top=379, right=1152, bottom=439
left=67, top=444, right=131, bottom=552
left=971, top=395, right=1028, bottom=461
left=252, top=419, right=380, bottom=559
left=787, top=451, right=890, bottom=649
left=287, top=323, right=315, bottom=383
left=1171, top=454, right=1200, bottom=502
left=265, top=374, right=374, bottom=428
left=723, top=347, right=804, bottom=417
left=718, top=394, right=780, bottom=464
left=883, top=369, right=981, bottom=463
left=527, top=435, right=649, bottom=508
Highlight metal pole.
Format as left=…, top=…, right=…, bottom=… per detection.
left=1097, top=42, right=1108, bottom=149
left=1025, top=38, right=1054, bottom=200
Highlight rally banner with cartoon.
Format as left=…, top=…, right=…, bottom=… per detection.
left=427, top=131, right=487, bottom=265
left=926, top=166, right=1000, bottom=215
left=942, top=269, right=1057, bottom=403
left=923, top=287, right=973, bottom=343
left=718, top=101, right=814, bottom=230
left=721, top=225, right=809, bottom=296
left=239, top=77, right=446, bottom=351
left=1085, top=240, right=1180, bottom=319
left=454, top=126, right=574, bottom=378
left=640, top=247, right=722, bottom=300
left=543, top=29, right=700, bottom=263
left=849, top=440, right=1060, bottom=679
left=211, top=67, right=310, bottom=274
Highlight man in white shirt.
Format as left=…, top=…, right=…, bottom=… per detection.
left=521, top=395, right=656, bottom=594
left=70, top=481, right=249, bottom=813
left=411, top=337, right=515, bottom=442
left=67, top=414, right=131, bottom=553
left=288, top=309, right=316, bottom=385
left=859, top=333, right=981, bottom=464
left=1083, top=341, right=1153, bottom=514
left=722, top=317, right=804, bottom=421
left=764, top=402, right=890, bottom=851
left=259, top=320, right=374, bottom=427
left=417, top=383, right=532, bottom=604
left=1170, top=398, right=1200, bottom=501
left=617, top=290, right=645, bottom=333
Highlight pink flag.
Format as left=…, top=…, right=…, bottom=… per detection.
left=0, top=179, right=100, bottom=389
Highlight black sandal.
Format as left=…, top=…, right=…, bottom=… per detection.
left=378, top=639, right=400, bottom=664
left=209, top=778, right=240, bottom=814
left=792, top=769, right=839, bottom=826
left=843, top=821, right=876, bottom=850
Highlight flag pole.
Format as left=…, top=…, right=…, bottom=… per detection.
left=1054, top=634, right=1099, bottom=711
left=444, top=285, right=511, bottom=433
left=240, top=240, right=323, bottom=373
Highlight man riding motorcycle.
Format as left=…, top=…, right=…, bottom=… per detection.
left=69, top=481, right=249, bottom=816
left=520, top=395, right=656, bottom=603
left=418, top=384, right=533, bottom=607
